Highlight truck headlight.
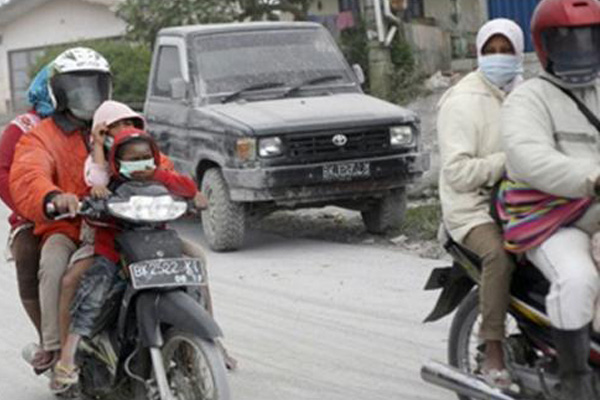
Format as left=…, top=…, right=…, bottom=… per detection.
left=390, top=126, right=414, bottom=147
left=258, top=137, right=283, bottom=158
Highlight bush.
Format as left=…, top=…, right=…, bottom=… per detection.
left=30, top=39, right=152, bottom=110
left=339, top=22, right=425, bottom=104
left=388, top=33, right=426, bottom=105
left=338, top=19, right=370, bottom=92
left=395, top=202, right=442, bottom=241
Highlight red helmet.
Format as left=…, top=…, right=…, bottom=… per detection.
left=531, top=0, right=600, bottom=85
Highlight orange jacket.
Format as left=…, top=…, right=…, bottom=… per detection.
left=9, top=118, right=176, bottom=244
left=10, top=118, right=88, bottom=243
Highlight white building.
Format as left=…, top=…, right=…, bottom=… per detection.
left=0, top=0, right=125, bottom=114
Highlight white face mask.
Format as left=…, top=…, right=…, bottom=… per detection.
left=479, top=54, right=523, bottom=89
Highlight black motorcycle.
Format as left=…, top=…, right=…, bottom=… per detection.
left=420, top=231, right=600, bottom=400
left=50, top=180, right=230, bottom=400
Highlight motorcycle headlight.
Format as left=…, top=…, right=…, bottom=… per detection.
left=108, top=195, right=187, bottom=223
left=390, top=126, right=414, bottom=147
left=258, top=137, right=283, bottom=158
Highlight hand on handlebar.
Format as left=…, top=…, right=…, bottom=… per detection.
left=91, top=185, right=111, bottom=199
left=49, top=193, right=80, bottom=218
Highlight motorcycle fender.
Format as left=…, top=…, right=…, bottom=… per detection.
left=423, top=262, right=474, bottom=323
left=136, top=290, right=223, bottom=348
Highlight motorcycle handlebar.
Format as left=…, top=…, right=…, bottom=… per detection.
left=45, top=198, right=103, bottom=220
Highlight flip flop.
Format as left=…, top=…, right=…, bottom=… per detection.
left=22, top=343, right=58, bottom=375
left=50, top=362, right=79, bottom=394
left=481, top=368, right=519, bottom=393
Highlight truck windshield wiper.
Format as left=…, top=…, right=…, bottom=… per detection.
left=283, top=74, right=344, bottom=98
left=222, top=81, right=286, bottom=103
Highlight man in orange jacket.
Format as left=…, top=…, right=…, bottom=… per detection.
left=10, top=48, right=113, bottom=360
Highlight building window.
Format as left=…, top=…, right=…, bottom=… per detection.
left=406, top=0, right=424, bottom=19
left=338, top=0, right=357, bottom=12
left=8, top=48, right=46, bottom=112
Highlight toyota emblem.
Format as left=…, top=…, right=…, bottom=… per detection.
left=332, top=134, right=348, bottom=147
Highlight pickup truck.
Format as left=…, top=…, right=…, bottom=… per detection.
left=144, top=21, right=429, bottom=251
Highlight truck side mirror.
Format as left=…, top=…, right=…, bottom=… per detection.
left=169, top=78, right=187, bottom=100
left=352, top=64, right=365, bottom=85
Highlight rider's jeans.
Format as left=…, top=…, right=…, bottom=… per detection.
left=39, top=234, right=77, bottom=351
left=526, top=227, right=600, bottom=330
left=463, top=223, right=516, bottom=341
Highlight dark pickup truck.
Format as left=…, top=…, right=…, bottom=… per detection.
left=144, top=21, right=429, bottom=251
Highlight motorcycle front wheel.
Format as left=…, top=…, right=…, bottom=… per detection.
left=160, top=329, right=231, bottom=400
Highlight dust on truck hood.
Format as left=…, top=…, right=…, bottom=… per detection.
left=207, top=93, right=418, bottom=135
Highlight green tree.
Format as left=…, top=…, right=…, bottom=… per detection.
left=116, top=0, right=238, bottom=48
left=30, top=39, right=152, bottom=110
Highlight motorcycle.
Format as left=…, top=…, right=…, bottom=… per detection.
left=48, top=180, right=230, bottom=400
left=420, top=230, right=600, bottom=400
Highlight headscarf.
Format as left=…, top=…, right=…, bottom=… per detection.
left=476, top=18, right=525, bottom=92
left=26, top=64, right=55, bottom=117
left=476, top=18, right=525, bottom=62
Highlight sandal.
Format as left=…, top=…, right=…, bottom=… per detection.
left=21, top=343, right=58, bottom=375
left=481, top=368, right=519, bottom=392
left=50, top=362, right=79, bottom=394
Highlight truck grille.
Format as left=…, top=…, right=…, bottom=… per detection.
left=287, top=129, right=391, bottom=161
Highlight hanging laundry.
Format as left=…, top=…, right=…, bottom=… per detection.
left=336, top=11, right=355, bottom=30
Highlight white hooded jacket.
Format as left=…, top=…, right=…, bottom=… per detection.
left=502, top=74, right=600, bottom=200
left=438, top=18, right=524, bottom=243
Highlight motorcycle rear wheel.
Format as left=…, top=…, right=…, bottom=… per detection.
left=160, top=329, right=230, bottom=400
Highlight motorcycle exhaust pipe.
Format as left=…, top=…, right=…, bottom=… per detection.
left=421, top=360, right=517, bottom=400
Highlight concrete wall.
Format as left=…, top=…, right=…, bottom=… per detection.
left=404, top=23, right=452, bottom=75
left=309, top=0, right=341, bottom=15
left=0, top=0, right=126, bottom=114
left=422, top=0, right=487, bottom=58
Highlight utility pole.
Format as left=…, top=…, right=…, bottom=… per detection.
left=364, top=0, right=393, bottom=100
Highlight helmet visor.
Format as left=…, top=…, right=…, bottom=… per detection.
left=53, top=72, right=111, bottom=121
left=542, top=25, right=600, bottom=84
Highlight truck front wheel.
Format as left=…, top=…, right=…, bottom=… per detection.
left=361, top=188, right=407, bottom=234
left=201, top=168, right=246, bottom=251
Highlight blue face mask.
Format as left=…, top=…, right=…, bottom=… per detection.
left=479, top=54, right=523, bottom=89
left=119, top=158, right=155, bottom=179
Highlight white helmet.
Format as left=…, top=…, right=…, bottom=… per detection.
left=52, top=47, right=111, bottom=75
left=49, top=47, right=112, bottom=122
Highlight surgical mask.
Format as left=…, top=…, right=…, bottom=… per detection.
left=119, top=158, right=156, bottom=179
left=479, top=54, right=523, bottom=89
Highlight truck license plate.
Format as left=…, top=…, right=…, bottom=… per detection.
left=322, top=161, right=371, bottom=181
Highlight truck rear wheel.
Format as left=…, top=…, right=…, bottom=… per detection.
left=201, top=168, right=246, bottom=252
left=361, top=188, right=407, bottom=234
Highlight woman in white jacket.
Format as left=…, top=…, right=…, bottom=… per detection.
left=500, top=0, right=600, bottom=398
left=437, top=18, right=524, bottom=388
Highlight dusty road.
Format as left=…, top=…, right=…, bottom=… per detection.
left=0, top=205, right=455, bottom=400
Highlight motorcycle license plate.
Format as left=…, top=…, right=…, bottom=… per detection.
left=129, top=258, right=203, bottom=290
left=322, top=161, right=370, bottom=182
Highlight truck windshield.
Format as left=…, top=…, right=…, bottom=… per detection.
left=193, top=28, right=354, bottom=97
